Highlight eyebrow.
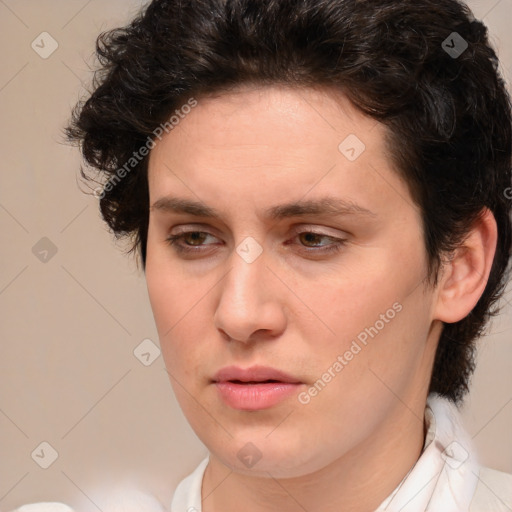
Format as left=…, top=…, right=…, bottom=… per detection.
left=150, top=196, right=376, bottom=220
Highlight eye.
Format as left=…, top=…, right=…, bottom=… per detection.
left=165, top=231, right=219, bottom=254
left=165, top=229, right=347, bottom=256
left=289, top=230, right=347, bottom=255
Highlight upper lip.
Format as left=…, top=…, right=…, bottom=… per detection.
left=212, top=365, right=302, bottom=384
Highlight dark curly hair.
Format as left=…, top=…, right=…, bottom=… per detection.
left=65, top=0, right=512, bottom=403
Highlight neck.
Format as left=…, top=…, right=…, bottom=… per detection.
left=201, top=399, right=427, bottom=512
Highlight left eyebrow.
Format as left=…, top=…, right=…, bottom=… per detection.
left=150, top=196, right=377, bottom=220
left=265, top=197, right=377, bottom=220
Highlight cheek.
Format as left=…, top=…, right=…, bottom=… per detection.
left=146, top=247, right=186, bottom=364
left=145, top=255, right=215, bottom=394
left=300, top=255, right=430, bottom=392
left=145, top=230, right=193, bottom=334
left=146, top=266, right=174, bottom=337
left=299, top=264, right=401, bottom=348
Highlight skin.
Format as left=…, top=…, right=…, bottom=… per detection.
left=145, top=84, right=497, bottom=512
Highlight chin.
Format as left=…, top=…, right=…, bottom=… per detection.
left=209, top=434, right=330, bottom=479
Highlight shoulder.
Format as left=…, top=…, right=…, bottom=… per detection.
left=8, top=490, right=167, bottom=512
left=7, top=504, right=74, bottom=512
left=470, top=467, right=512, bottom=511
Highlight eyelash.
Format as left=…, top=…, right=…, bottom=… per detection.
left=165, top=230, right=346, bottom=256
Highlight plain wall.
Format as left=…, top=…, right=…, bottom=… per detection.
left=0, top=1, right=511, bottom=510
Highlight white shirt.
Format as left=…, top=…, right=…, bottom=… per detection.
left=10, top=394, right=512, bottom=512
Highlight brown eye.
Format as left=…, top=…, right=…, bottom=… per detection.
left=298, top=232, right=332, bottom=247
left=289, top=231, right=347, bottom=256
left=166, top=231, right=219, bottom=254
left=165, top=230, right=346, bottom=258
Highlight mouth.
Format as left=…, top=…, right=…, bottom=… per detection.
left=212, top=365, right=303, bottom=410
left=212, top=365, right=302, bottom=385
left=227, top=379, right=282, bottom=384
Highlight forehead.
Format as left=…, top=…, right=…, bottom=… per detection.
left=152, top=84, right=382, bottom=152
left=146, top=85, right=413, bottom=221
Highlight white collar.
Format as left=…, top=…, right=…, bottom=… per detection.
left=376, top=393, right=480, bottom=511
left=170, top=393, right=481, bottom=512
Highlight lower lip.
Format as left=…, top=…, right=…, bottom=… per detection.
left=214, top=381, right=302, bottom=410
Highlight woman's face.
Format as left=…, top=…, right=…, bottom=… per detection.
left=145, top=85, right=441, bottom=478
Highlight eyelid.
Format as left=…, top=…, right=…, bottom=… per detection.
left=169, top=224, right=347, bottom=241
left=171, top=223, right=221, bottom=235
left=289, top=224, right=348, bottom=238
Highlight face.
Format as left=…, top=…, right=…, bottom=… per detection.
left=145, top=85, right=440, bottom=478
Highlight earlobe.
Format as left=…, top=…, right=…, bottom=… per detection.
left=433, top=208, right=498, bottom=324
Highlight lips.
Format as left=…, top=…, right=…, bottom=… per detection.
left=212, top=365, right=303, bottom=410
left=212, top=365, right=302, bottom=384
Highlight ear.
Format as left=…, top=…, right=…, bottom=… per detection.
left=433, top=208, right=498, bottom=324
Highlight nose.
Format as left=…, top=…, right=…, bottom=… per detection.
left=213, top=243, right=287, bottom=344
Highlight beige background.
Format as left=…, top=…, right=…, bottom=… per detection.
left=0, top=0, right=511, bottom=510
